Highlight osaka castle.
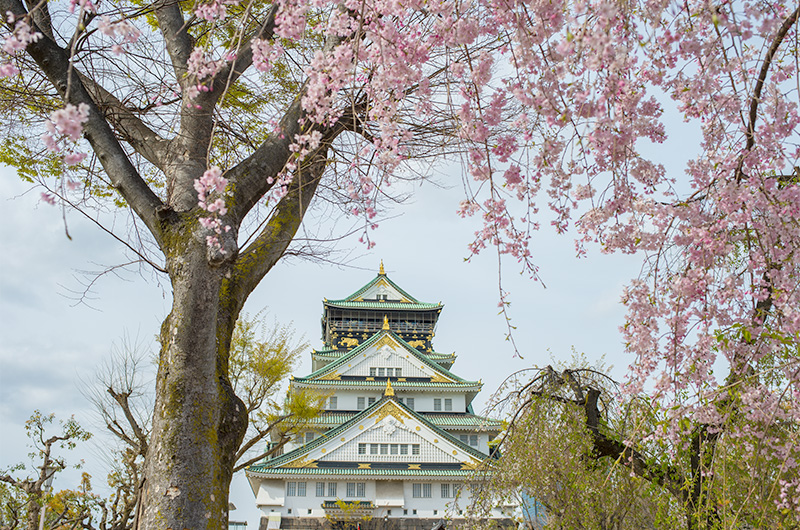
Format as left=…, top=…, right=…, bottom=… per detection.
left=246, top=264, right=515, bottom=529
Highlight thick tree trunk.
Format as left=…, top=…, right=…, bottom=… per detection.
left=139, top=228, right=247, bottom=530
left=26, top=502, right=40, bottom=530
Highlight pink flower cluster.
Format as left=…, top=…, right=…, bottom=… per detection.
left=68, top=0, right=96, bottom=14
left=251, top=39, right=283, bottom=73
left=97, top=16, right=141, bottom=56
left=194, top=0, right=240, bottom=22
left=42, top=103, right=90, bottom=167
left=194, top=167, right=231, bottom=254
left=435, top=0, right=800, bottom=501
left=1, top=13, right=42, bottom=77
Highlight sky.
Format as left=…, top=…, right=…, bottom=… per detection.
left=0, top=161, right=643, bottom=525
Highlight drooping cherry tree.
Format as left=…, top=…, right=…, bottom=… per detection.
left=450, top=0, right=800, bottom=526
left=1, top=0, right=798, bottom=527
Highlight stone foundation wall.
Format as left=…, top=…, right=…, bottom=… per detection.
left=259, top=517, right=516, bottom=530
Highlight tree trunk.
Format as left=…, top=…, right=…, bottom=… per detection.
left=139, top=227, right=247, bottom=530
left=26, top=501, right=40, bottom=530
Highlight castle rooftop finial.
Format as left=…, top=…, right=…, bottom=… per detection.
left=382, top=315, right=390, bottom=330
left=379, top=260, right=385, bottom=275
left=385, top=378, right=395, bottom=397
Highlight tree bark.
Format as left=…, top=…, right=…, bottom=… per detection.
left=139, top=227, right=248, bottom=530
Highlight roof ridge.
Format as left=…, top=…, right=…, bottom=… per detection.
left=328, top=274, right=436, bottom=305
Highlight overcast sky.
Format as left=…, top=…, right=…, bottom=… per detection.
left=0, top=159, right=644, bottom=525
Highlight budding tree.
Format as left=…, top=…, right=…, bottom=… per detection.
left=0, top=412, right=93, bottom=530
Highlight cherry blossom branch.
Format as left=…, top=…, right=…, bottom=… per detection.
left=1, top=0, right=166, bottom=241
left=737, top=6, right=800, bottom=181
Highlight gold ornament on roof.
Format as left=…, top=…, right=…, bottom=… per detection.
left=379, top=260, right=385, bottom=275
left=385, top=378, right=395, bottom=397
left=382, top=315, right=390, bottom=330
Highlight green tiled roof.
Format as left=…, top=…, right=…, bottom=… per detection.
left=324, top=300, right=442, bottom=310
left=425, top=414, right=504, bottom=429
left=247, top=396, right=493, bottom=476
left=247, top=467, right=475, bottom=477
left=298, top=330, right=472, bottom=384
left=292, top=379, right=482, bottom=390
left=427, top=352, right=456, bottom=362
left=312, top=348, right=341, bottom=356
left=312, top=349, right=454, bottom=362
left=306, top=412, right=502, bottom=430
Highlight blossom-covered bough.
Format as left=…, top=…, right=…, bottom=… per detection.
left=1, top=0, right=798, bottom=527
left=455, top=0, right=800, bottom=525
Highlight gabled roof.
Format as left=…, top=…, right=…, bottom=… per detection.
left=296, top=329, right=474, bottom=386
left=246, top=395, right=493, bottom=478
left=324, top=271, right=442, bottom=311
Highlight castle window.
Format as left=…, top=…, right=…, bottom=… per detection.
left=328, top=482, right=337, bottom=496
left=329, top=396, right=337, bottom=410
left=368, top=397, right=376, bottom=406
left=316, top=482, right=325, bottom=497
left=412, top=444, right=420, bottom=455
left=390, top=444, right=399, bottom=455
left=287, top=482, right=306, bottom=496
left=304, top=432, right=315, bottom=444
left=412, top=483, right=432, bottom=498
left=399, top=444, right=408, bottom=455
left=380, top=443, right=389, bottom=455
left=370, top=444, right=378, bottom=455
left=434, top=398, right=442, bottom=411
left=444, top=398, right=452, bottom=411
left=378, top=367, right=385, bottom=377
left=405, top=398, right=415, bottom=410
left=370, top=367, right=376, bottom=376
left=441, top=484, right=451, bottom=498
left=470, top=435, right=478, bottom=446
left=358, top=443, right=366, bottom=455
left=357, top=397, right=365, bottom=409
left=347, top=482, right=366, bottom=497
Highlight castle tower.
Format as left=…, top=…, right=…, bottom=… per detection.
left=246, top=265, right=514, bottom=529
